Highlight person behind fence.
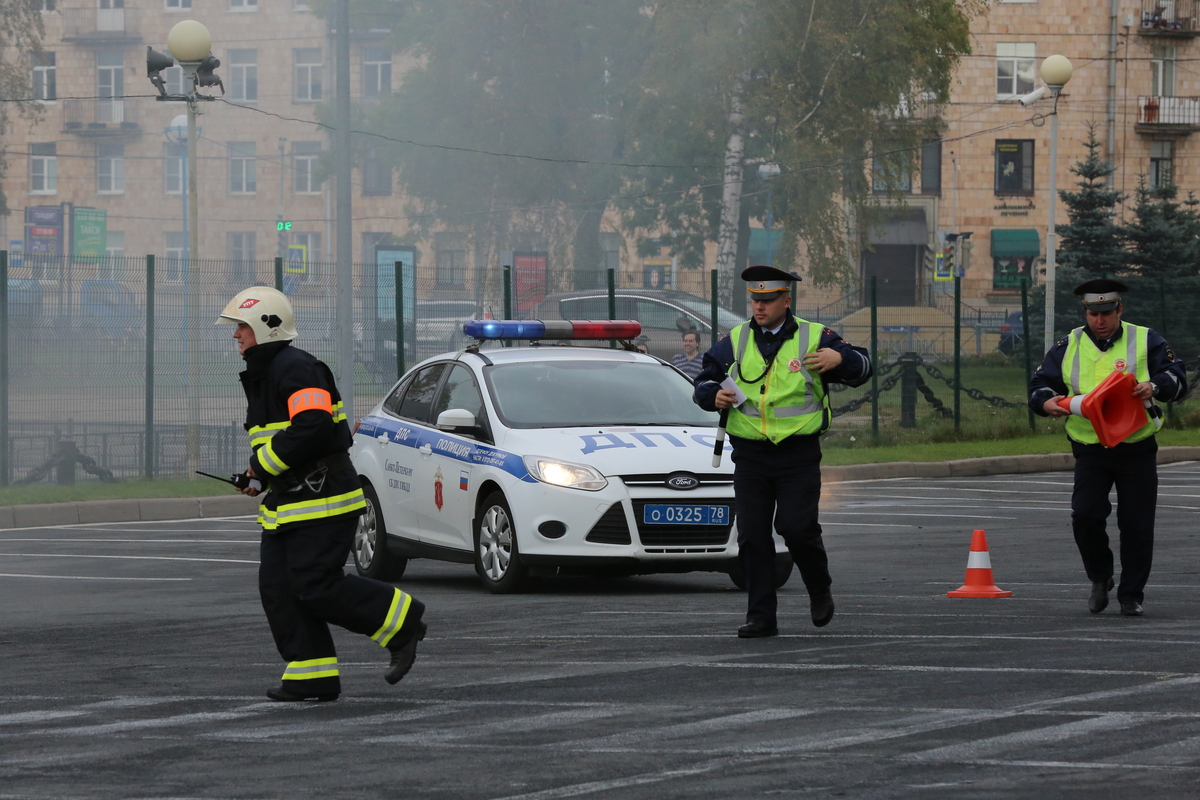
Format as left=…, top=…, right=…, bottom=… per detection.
left=1028, top=278, right=1186, bottom=617
left=217, top=286, right=428, bottom=701
left=693, top=266, right=872, bottom=637
left=672, top=330, right=704, bottom=382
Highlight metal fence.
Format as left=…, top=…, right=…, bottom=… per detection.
left=0, top=253, right=1194, bottom=485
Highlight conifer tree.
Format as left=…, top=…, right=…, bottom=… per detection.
left=1055, top=123, right=1126, bottom=276
left=1124, top=176, right=1200, bottom=278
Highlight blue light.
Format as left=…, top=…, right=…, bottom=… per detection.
left=462, top=319, right=547, bottom=339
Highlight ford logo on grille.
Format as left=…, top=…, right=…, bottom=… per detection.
left=665, top=472, right=700, bottom=490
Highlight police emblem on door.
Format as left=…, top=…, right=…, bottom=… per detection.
left=434, top=467, right=444, bottom=511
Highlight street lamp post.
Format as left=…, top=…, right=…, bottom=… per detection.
left=149, top=20, right=220, bottom=475
left=1039, top=55, right=1074, bottom=351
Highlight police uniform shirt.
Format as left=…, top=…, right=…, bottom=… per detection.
left=1028, top=322, right=1187, bottom=415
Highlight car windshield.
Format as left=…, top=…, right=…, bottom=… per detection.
left=485, top=360, right=718, bottom=428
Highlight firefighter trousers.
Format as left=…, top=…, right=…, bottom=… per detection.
left=259, top=515, right=423, bottom=696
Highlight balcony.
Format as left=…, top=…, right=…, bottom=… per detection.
left=62, top=99, right=141, bottom=136
left=1137, top=0, right=1198, bottom=37
left=61, top=7, right=142, bottom=43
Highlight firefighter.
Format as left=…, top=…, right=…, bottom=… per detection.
left=216, top=286, right=427, bottom=701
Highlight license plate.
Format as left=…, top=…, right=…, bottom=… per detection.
left=643, top=504, right=730, bottom=526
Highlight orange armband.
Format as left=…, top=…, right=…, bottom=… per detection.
left=288, top=388, right=333, bottom=418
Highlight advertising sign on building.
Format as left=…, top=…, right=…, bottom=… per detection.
left=72, top=207, right=107, bottom=262
left=642, top=256, right=672, bottom=289
left=24, top=206, right=63, bottom=260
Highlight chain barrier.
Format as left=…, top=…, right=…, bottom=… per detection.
left=830, top=353, right=1023, bottom=417
left=920, top=362, right=1025, bottom=409
left=16, top=440, right=118, bottom=485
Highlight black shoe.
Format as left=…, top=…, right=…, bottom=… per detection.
left=385, top=621, right=427, bottom=684
left=1119, top=600, right=1144, bottom=617
left=266, top=686, right=338, bottom=702
left=810, top=590, right=835, bottom=628
left=1089, top=578, right=1114, bottom=614
left=737, top=619, right=778, bottom=638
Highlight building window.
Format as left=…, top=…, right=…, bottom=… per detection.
left=164, top=142, right=184, bottom=194
left=97, top=141, right=125, bottom=194
left=164, top=65, right=186, bottom=97
left=294, top=48, right=322, bottom=102
left=362, top=147, right=392, bottom=195
left=228, top=49, right=258, bottom=103
left=435, top=232, right=468, bottom=287
left=1151, top=45, right=1176, bottom=96
left=872, top=152, right=911, bottom=193
left=996, top=43, right=1036, bottom=99
left=994, top=139, right=1034, bottom=195
left=96, top=50, right=125, bottom=123
left=32, top=52, right=56, bottom=102
left=920, top=140, right=941, bottom=194
left=38, top=0, right=56, bottom=11
left=164, top=232, right=185, bottom=281
left=293, top=141, right=323, bottom=193
left=227, top=232, right=256, bottom=282
left=165, top=0, right=192, bottom=9
left=1150, top=140, right=1174, bottom=190
left=292, top=231, right=321, bottom=276
left=99, top=232, right=125, bottom=279
left=30, top=143, right=56, bottom=194
left=228, top=142, right=257, bottom=194
left=362, top=47, right=392, bottom=98
left=230, top=0, right=257, bottom=11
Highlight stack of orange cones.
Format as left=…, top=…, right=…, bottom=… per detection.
left=947, top=529, right=1013, bottom=598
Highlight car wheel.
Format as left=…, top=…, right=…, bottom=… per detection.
left=354, top=482, right=408, bottom=582
left=474, top=491, right=528, bottom=593
left=727, top=552, right=794, bottom=590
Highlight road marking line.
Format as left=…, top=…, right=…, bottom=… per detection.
left=821, top=512, right=1018, bottom=519
left=692, top=662, right=1195, bottom=677
left=901, top=712, right=1152, bottom=762
left=0, top=573, right=192, bottom=581
left=0, top=553, right=257, bottom=565
left=0, top=538, right=256, bottom=544
left=0, top=710, right=87, bottom=726
left=552, top=708, right=816, bottom=749
left=487, top=755, right=774, bottom=800
left=366, top=708, right=624, bottom=745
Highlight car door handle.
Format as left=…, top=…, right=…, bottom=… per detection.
left=377, top=434, right=389, bottom=448
left=418, top=443, right=433, bottom=457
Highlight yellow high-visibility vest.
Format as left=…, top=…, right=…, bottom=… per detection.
left=725, top=318, right=830, bottom=443
left=1062, top=322, right=1159, bottom=445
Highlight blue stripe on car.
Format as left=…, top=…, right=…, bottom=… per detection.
left=356, top=415, right=535, bottom=482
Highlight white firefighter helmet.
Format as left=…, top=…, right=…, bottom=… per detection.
left=215, top=286, right=298, bottom=343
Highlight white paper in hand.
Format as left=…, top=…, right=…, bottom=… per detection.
left=719, top=376, right=749, bottom=407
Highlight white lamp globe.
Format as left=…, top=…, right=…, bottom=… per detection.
left=1040, top=55, right=1073, bottom=88
left=167, top=20, right=213, bottom=63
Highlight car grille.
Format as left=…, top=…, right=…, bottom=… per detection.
left=619, top=473, right=734, bottom=488
left=631, top=499, right=734, bottom=550
left=585, top=504, right=632, bottom=545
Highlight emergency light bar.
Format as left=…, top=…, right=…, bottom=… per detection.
left=462, top=319, right=642, bottom=340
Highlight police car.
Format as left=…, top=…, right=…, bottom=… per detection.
left=350, top=319, right=792, bottom=592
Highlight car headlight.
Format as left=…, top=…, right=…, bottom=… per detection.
left=523, top=455, right=608, bottom=491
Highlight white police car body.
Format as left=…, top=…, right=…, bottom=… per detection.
left=350, top=321, right=789, bottom=592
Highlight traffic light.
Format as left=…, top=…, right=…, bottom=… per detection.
left=196, top=55, right=223, bottom=95
left=277, top=220, right=291, bottom=256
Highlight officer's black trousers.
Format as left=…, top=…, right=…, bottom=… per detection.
left=259, top=515, right=417, bottom=695
left=732, top=435, right=830, bottom=623
left=1070, top=438, right=1157, bottom=604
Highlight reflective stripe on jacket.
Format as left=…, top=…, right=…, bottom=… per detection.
left=725, top=318, right=829, bottom=443
left=1063, top=322, right=1160, bottom=445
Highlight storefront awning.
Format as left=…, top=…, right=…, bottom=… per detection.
left=991, top=228, right=1040, bottom=258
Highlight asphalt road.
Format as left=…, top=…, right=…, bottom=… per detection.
left=2, top=464, right=1200, bottom=800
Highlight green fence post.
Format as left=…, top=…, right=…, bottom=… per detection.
left=710, top=270, right=719, bottom=349
left=607, top=267, right=617, bottom=348
left=395, top=261, right=405, bottom=379
left=870, top=276, right=879, bottom=444
left=274, top=256, right=283, bottom=292
left=0, top=250, right=8, bottom=485
left=503, top=265, right=512, bottom=347
left=144, top=255, right=156, bottom=480
left=953, top=275, right=961, bottom=432
left=1021, top=278, right=1034, bottom=431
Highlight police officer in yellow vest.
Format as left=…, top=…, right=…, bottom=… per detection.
left=694, top=266, right=872, bottom=637
left=1029, top=279, right=1187, bottom=617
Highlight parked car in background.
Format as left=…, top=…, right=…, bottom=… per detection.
left=415, top=299, right=491, bottom=352
left=998, top=310, right=1024, bottom=356
left=532, top=289, right=744, bottom=361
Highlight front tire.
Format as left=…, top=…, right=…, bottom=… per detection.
left=474, top=492, right=527, bottom=593
left=354, top=482, right=408, bottom=582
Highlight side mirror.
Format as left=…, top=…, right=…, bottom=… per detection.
left=436, top=408, right=477, bottom=432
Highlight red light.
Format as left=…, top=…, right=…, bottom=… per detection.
left=569, top=320, right=642, bottom=339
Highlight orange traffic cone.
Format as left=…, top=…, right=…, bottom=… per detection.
left=947, top=529, right=1012, bottom=598
left=1055, top=369, right=1149, bottom=449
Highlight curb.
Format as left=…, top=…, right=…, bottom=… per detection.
left=1, top=447, right=1197, bottom=530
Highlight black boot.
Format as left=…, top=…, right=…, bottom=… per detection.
left=266, top=685, right=338, bottom=702
left=1088, top=578, right=1114, bottom=614
left=810, top=590, right=835, bottom=628
left=385, top=621, right=427, bottom=684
